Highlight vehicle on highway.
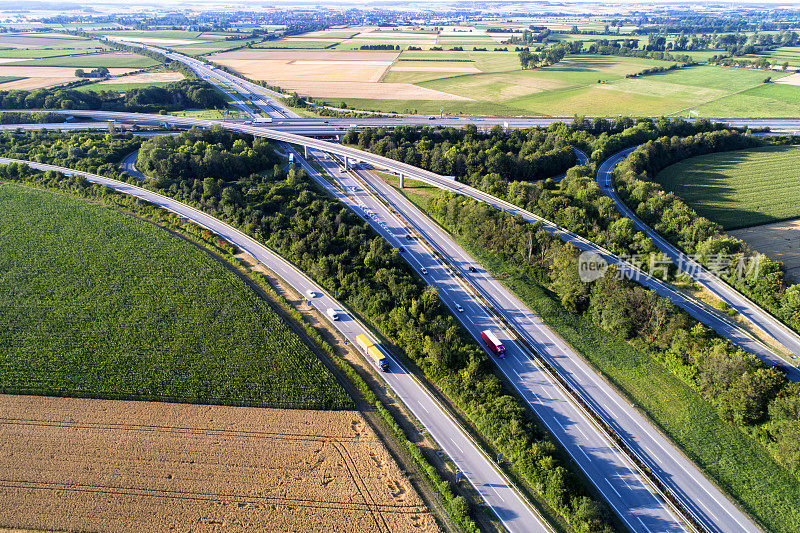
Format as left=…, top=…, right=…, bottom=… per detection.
left=405, top=234, right=413, bottom=240
left=288, top=153, right=294, bottom=164
left=356, top=334, right=389, bottom=371
left=481, top=330, right=506, bottom=358
left=327, top=308, right=339, bottom=321
left=421, top=267, right=428, bottom=275
left=468, top=266, right=477, bottom=273
left=398, top=246, right=405, bottom=252
left=456, top=304, right=464, bottom=312
left=306, top=289, right=316, bottom=299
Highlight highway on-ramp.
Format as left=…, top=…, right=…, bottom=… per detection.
left=598, top=148, right=800, bottom=378
left=0, top=156, right=551, bottom=533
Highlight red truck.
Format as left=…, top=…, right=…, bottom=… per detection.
left=481, top=330, right=505, bottom=358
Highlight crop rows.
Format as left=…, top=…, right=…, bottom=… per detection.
left=0, top=184, right=352, bottom=410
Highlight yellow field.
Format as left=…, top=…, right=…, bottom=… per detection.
left=99, top=71, right=185, bottom=84
left=0, top=395, right=439, bottom=533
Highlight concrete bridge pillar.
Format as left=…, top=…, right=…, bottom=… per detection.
left=400, top=173, right=404, bottom=188
left=304, top=145, right=308, bottom=158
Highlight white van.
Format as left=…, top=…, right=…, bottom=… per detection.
left=327, top=308, right=340, bottom=321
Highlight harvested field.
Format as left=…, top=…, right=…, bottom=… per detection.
left=0, top=395, right=439, bottom=533
left=0, top=77, right=74, bottom=90
left=108, top=35, right=206, bottom=46
left=209, top=49, right=400, bottom=62
left=99, top=71, right=185, bottom=84
left=0, top=66, right=134, bottom=78
left=728, top=218, right=800, bottom=284
left=0, top=36, right=97, bottom=48
left=277, top=80, right=470, bottom=100
left=776, top=73, right=800, bottom=86
left=215, top=59, right=392, bottom=83
left=0, top=66, right=136, bottom=91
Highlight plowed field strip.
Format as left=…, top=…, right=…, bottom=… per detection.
left=0, top=480, right=428, bottom=513
left=331, top=440, right=390, bottom=532
left=0, top=418, right=366, bottom=442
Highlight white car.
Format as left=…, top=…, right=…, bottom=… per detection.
left=421, top=267, right=428, bottom=275
left=455, top=304, right=464, bottom=312
left=306, top=290, right=316, bottom=299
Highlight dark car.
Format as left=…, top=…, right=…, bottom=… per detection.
left=398, top=246, right=405, bottom=252
left=468, top=266, right=477, bottom=273
left=405, top=234, right=413, bottom=240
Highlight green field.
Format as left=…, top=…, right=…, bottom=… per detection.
left=0, top=184, right=351, bottom=410
left=654, top=144, right=800, bottom=229
left=0, top=48, right=106, bottom=58
left=12, top=53, right=160, bottom=68
left=322, top=58, right=800, bottom=117
left=0, top=76, right=22, bottom=84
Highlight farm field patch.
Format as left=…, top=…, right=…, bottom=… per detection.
left=654, top=145, right=800, bottom=229
left=0, top=35, right=99, bottom=49
left=0, top=47, right=106, bottom=58
left=10, top=52, right=160, bottom=68
left=729, top=219, right=800, bottom=284
left=0, top=66, right=136, bottom=90
left=0, top=184, right=351, bottom=410
left=275, top=81, right=470, bottom=100
left=0, top=395, right=438, bottom=533
left=694, top=82, right=800, bottom=116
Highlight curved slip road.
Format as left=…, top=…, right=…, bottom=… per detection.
left=0, top=156, right=551, bottom=533
left=598, top=148, right=800, bottom=379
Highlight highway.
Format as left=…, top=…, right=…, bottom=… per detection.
left=339, top=162, right=761, bottom=533
left=598, top=148, right=800, bottom=373
left=0, top=155, right=552, bottom=533
left=21, top=107, right=776, bottom=531
left=283, top=145, right=690, bottom=532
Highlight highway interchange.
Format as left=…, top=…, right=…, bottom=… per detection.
left=7, top=39, right=800, bottom=533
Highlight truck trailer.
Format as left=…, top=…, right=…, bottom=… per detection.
left=356, top=334, right=389, bottom=371
left=481, top=330, right=505, bottom=358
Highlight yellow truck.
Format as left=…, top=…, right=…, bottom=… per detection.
left=356, top=334, right=389, bottom=372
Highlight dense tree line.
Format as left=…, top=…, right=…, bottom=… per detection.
left=0, top=79, right=226, bottom=113
left=427, top=188, right=800, bottom=476
left=0, top=111, right=66, bottom=124
left=137, top=126, right=278, bottom=188
left=0, top=130, right=139, bottom=177
left=344, top=124, right=582, bottom=183
left=614, top=131, right=800, bottom=337
left=359, top=44, right=400, bottom=50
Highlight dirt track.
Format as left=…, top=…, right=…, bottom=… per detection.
left=0, top=395, right=439, bottom=533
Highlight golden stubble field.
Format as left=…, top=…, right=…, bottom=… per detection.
left=0, top=395, right=439, bottom=533
left=207, top=49, right=469, bottom=100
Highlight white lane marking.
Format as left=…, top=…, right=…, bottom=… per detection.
left=490, top=485, right=506, bottom=502
left=417, top=400, right=430, bottom=414
left=605, top=479, right=622, bottom=499
left=636, top=516, right=653, bottom=533
left=449, top=437, right=465, bottom=454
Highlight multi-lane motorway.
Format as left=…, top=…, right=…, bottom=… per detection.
left=0, top=155, right=552, bottom=533
left=287, top=145, right=692, bottom=532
